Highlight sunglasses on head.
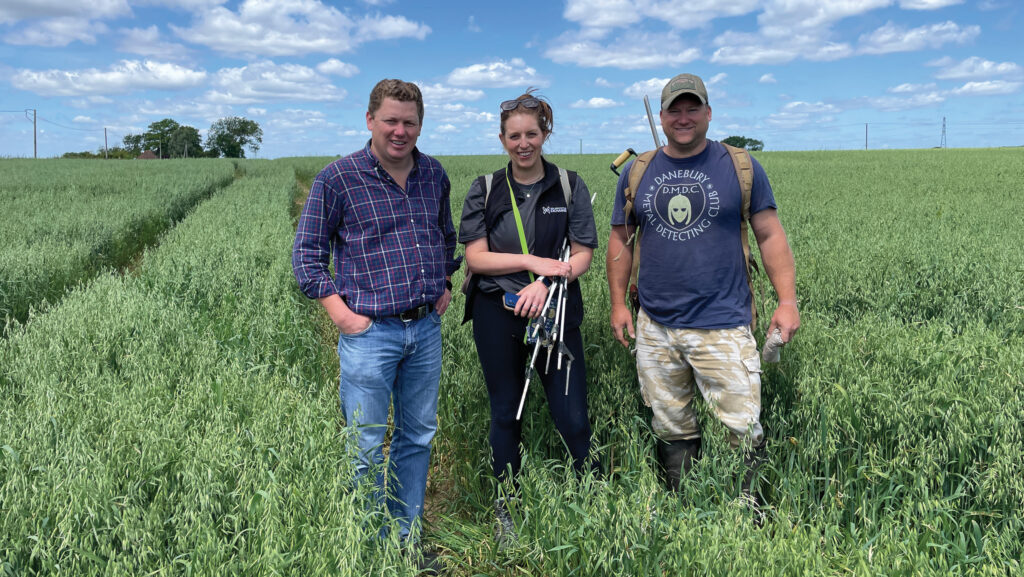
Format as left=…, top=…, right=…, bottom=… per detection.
left=500, top=97, right=541, bottom=112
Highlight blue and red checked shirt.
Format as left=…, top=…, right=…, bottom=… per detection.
left=292, top=142, right=459, bottom=317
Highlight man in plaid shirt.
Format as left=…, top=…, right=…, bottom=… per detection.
left=292, top=79, right=458, bottom=552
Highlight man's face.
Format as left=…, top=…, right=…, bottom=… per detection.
left=660, top=94, right=711, bottom=154
left=366, top=97, right=421, bottom=166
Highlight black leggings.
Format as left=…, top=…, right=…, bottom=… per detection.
left=471, top=290, right=596, bottom=489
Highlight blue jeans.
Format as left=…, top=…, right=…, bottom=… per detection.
left=337, top=311, right=442, bottom=540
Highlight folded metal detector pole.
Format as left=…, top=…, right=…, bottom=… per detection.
left=517, top=337, right=544, bottom=420
left=644, top=95, right=661, bottom=148
left=555, top=244, right=571, bottom=370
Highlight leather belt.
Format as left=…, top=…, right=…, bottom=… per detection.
left=396, top=303, right=433, bottom=322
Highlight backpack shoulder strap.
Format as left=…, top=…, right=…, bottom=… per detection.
left=483, top=173, right=494, bottom=206
left=558, top=167, right=572, bottom=207
left=625, top=149, right=657, bottom=309
left=723, top=142, right=758, bottom=333
left=624, top=150, right=657, bottom=219
left=724, top=143, right=753, bottom=221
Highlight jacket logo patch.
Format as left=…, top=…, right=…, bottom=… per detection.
left=542, top=206, right=568, bottom=215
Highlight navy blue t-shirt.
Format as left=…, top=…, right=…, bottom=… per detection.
left=610, top=141, right=776, bottom=329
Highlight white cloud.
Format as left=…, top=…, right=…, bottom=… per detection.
left=570, top=97, right=622, bottom=109
left=766, top=100, right=840, bottom=128
left=467, top=15, right=481, bottom=33
left=437, top=123, right=459, bottom=133
left=266, top=108, right=331, bottom=130
left=712, top=30, right=853, bottom=65
left=563, top=0, right=641, bottom=29
left=562, top=0, right=760, bottom=32
left=779, top=101, right=839, bottom=114
left=447, top=59, right=547, bottom=88
left=759, top=74, right=777, bottom=84
left=858, top=21, right=980, bottom=55
left=205, top=61, right=344, bottom=104
left=0, top=0, right=129, bottom=24
left=888, top=82, right=937, bottom=93
left=173, top=0, right=430, bottom=57
left=932, top=56, right=1021, bottom=80
left=870, top=92, right=946, bottom=110
left=354, top=14, right=431, bottom=43
left=70, top=96, right=114, bottom=108
left=12, top=60, right=207, bottom=96
left=132, top=0, right=228, bottom=10
left=624, top=77, right=669, bottom=99
left=135, top=98, right=232, bottom=122
left=898, top=0, right=964, bottom=8
left=247, top=107, right=267, bottom=115
left=427, top=104, right=497, bottom=126
left=595, top=77, right=615, bottom=87
left=757, top=0, right=890, bottom=38
left=417, top=83, right=486, bottom=103
left=949, top=80, right=1023, bottom=96
left=316, top=58, right=359, bottom=77
left=118, top=26, right=189, bottom=59
left=72, top=116, right=94, bottom=123
left=546, top=32, right=700, bottom=69
left=4, top=17, right=109, bottom=46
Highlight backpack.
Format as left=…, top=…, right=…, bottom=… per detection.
left=619, top=143, right=760, bottom=332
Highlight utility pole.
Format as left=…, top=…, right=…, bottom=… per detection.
left=579, top=139, right=582, bottom=155
left=33, top=109, right=37, bottom=159
left=864, top=123, right=868, bottom=150
left=940, top=117, right=947, bottom=149
left=104, top=127, right=108, bottom=159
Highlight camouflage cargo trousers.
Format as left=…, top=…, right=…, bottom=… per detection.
left=636, top=309, right=763, bottom=448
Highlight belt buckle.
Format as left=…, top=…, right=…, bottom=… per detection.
left=399, top=304, right=428, bottom=322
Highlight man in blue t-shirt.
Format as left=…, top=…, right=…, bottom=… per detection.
left=606, top=73, right=800, bottom=505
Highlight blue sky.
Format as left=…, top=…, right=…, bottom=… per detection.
left=1, top=0, right=1021, bottom=158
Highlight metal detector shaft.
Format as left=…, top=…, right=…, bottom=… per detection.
left=517, top=338, right=544, bottom=420
left=643, top=95, right=661, bottom=148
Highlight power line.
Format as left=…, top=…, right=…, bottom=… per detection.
left=37, top=115, right=105, bottom=132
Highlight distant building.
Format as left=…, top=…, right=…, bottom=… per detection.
left=137, top=150, right=159, bottom=160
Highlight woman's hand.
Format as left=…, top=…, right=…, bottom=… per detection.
left=530, top=256, right=571, bottom=279
left=513, top=279, right=550, bottom=318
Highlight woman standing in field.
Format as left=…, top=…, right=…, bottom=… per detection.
left=458, top=90, right=600, bottom=543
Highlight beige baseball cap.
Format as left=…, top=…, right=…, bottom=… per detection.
left=661, top=73, right=708, bottom=109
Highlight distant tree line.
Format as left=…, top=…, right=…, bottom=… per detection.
left=63, top=116, right=263, bottom=159
left=722, top=135, right=764, bottom=151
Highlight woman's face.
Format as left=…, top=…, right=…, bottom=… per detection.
left=499, top=112, right=546, bottom=174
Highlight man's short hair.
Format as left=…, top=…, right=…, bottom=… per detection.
left=368, top=79, right=424, bottom=124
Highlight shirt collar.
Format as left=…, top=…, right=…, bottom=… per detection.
left=363, top=139, right=421, bottom=175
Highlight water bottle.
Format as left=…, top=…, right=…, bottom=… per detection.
left=762, top=328, right=784, bottom=363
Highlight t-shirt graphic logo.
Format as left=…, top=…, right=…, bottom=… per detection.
left=642, top=169, right=720, bottom=242
left=653, top=181, right=707, bottom=232
left=667, top=194, right=692, bottom=227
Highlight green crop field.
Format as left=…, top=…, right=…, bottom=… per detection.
left=1, top=150, right=1022, bottom=576
left=0, top=159, right=236, bottom=327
